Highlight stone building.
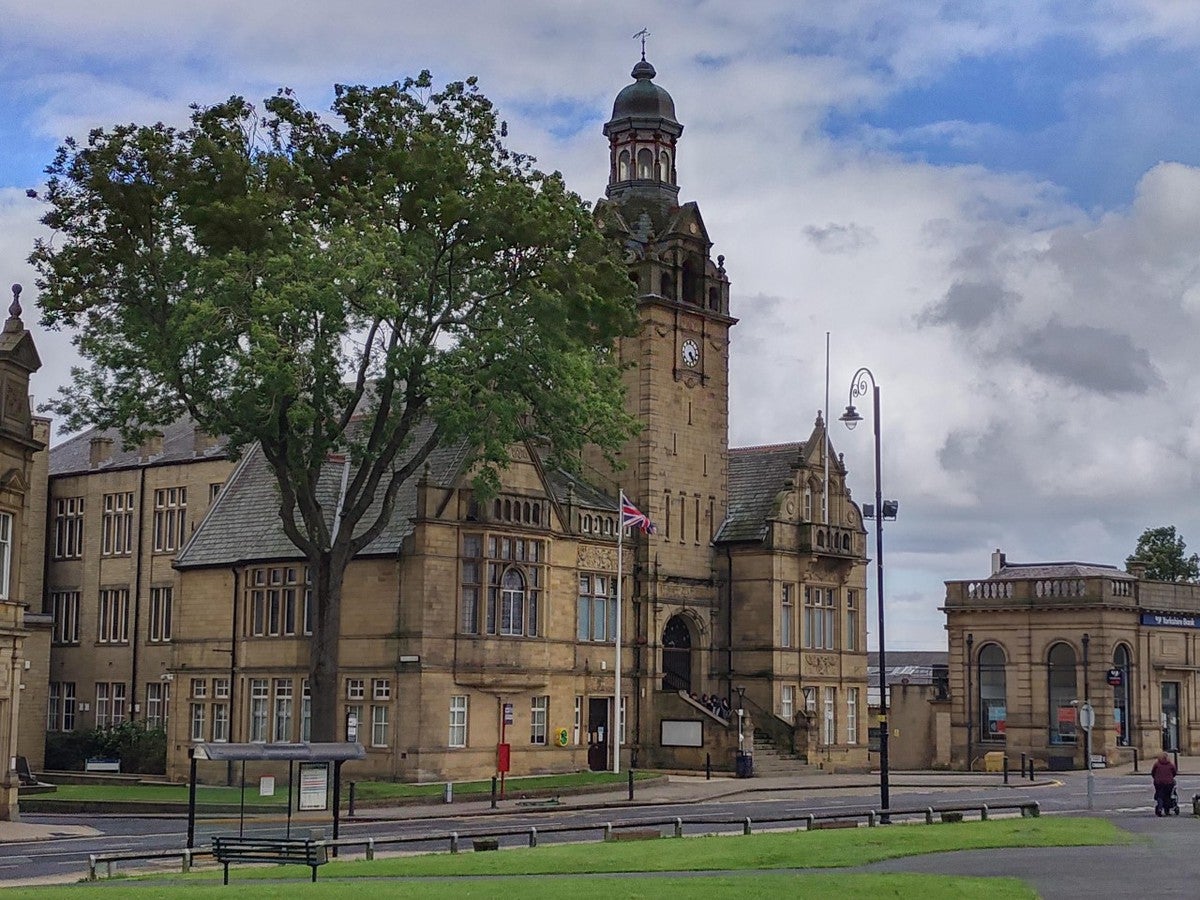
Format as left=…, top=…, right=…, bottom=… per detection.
left=44, top=418, right=234, bottom=744
left=41, top=59, right=869, bottom=783
left=0, top=284, right=47, bottom=818
left=945, top=549, right=1200, bottom=770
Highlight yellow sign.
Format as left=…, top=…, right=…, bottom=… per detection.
left=555, top=728, right=569, bottom=747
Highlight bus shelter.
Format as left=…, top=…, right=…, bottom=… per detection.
left=186, top=742, right=365, bottom=849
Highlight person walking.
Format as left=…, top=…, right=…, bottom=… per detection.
left=1151, top=751, right=1177, bottom=816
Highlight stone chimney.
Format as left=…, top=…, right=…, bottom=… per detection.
left=139, top=431, right=163, bottom=460
left=991, top=548, right=1006, bottom=576
left=193, top=426, right=219, bottom=455
left=89, top=436, right=114, bottom=468
left=1127, top=559, right=1147, bottom=580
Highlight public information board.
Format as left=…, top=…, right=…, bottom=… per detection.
left=298, top=762, right=329, bottom=811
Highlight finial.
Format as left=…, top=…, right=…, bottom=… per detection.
left=9, top=284, right=21, bottom=319
left=632, top=28, right=650, bottom=61
left=815, top=410, right=824, bottom=427
left=717, top=254, right=725, bottom=274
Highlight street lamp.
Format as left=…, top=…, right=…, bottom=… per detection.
left=735, top=686, right=746, bottom=752
left=840, top=366, right=895, bottom=817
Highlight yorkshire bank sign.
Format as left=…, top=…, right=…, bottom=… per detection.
left=1140, top=612, right=1200, bottom=629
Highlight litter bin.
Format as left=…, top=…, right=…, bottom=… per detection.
left=735, top=751, right=753, bottom=778
left=984, top=751, right=1004, bottom=773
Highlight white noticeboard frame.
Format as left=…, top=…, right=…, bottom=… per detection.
left=660, top=720, right=703, bottom=747
left=298, top=762, right=330, bottom=811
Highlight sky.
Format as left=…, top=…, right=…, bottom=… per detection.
left=4, top=1, right=1200, bottom=652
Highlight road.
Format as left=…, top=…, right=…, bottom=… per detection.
left=0, top=769, right=1173, bottom=883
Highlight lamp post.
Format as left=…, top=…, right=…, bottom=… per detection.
left=840, top=367, right=893, bottom=816
left=966, top=632, right=974, bottom=773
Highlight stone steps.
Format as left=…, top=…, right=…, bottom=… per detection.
left=751, top=733, right=822, bottom=776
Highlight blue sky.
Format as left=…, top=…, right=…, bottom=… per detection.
left=4, top=1, right=1200, bottom=651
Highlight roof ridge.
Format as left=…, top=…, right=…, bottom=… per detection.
left=730, top=441, right=803, bottom=454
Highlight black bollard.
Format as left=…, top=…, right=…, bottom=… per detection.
left=1174, top=749, right=1180, bottom=773
left=1028, top=758, right=1035, bottom=781
left=491, top=776, right=498, bottom=809
left=1003, top=755, right=1009, bottom=785
left=706, top=753, right=712, bottom=781
left=1020, top=753, right=1026, bottom=780
left=348, top=782, right=356, bottom=818
left=1133, top=747, right=1140, bottom=773
left=628, top=768, right=634, bottom=801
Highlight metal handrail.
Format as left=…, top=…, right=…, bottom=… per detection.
left=86, top=800, right=1040, bottom=879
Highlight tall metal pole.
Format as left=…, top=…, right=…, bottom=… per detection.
left=871, top=383, right=890, bottom=815
left=840, top=368, right=889, bottom=817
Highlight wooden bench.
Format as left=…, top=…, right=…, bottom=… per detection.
left=211, top=836, right=328, bottom=884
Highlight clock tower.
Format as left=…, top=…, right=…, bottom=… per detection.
left=592, top=57, right=736, bottom=701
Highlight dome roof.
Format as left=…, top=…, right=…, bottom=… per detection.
left=609, top=59, right=678, bottom=124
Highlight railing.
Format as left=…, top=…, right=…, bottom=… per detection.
left=945, top=576, right=1136, bottom=607
left=740, top=692, right=796, bottom=756
left=85, top=801, right=1039, bottom=880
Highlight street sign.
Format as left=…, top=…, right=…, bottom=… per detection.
left=1107, top=668, right=1123, bottom=687
left=503, top=703, right=514, bottom=725
left=1078, top=703, right=1095, bottom=731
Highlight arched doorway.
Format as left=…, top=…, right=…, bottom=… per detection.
left=661, top=616, right=692, bottom=693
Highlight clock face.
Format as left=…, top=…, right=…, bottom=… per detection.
left=682, top=339, right=700, bottom=368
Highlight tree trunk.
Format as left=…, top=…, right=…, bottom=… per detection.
left=308, top=551, right=345, bottom=742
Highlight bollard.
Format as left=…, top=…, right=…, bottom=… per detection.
left=348, top=782, right=356, bottom=817
left=628, top=768, right=634, bottom=801
left=743, top=817, right=752, bottom=835
left=674, top=817, right=683, bottom=838
left=925, top=807, right=934, bottom=825
left=1020, top=752, right=1026, bottom=780
left=88, top=856, right=97, bottom=882
left=604, top=822, right=613, bottom=841
left=528, top=826, right=538, bottom=848
left=1028, top=758, right=1035, bottom=781
left=1192, top=794, right=1200, bottom=817
left=1174, top=749, right=1180, bottom=773
left=366, top=838, right=375, bottom=861
left=805, top=814, right=815, bottom=831
left=491, top=776, right=498, bottom=809
left=706, top=753, right=712, bottom=780
left=981, top=804, right=989, bottom=821
left=444, top=781, right=453, bottom=804
left=868, top=810, right=877, bottom=827
left=181, top=849, right=192, bottom=874
left=450, top=832, right=459, bottom=854
left=1003, top=755, right=1009, bottom=785
left=1133, top=747, right=1140, bottom=773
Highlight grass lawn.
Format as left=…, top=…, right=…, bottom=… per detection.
left=32, top=771, right=653, bottom=805
left=201, top=815, right=1125, bottom=880
left=2, top=873, right=1038, bottom=899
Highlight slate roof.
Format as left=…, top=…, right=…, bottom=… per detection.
left=50, top=417, right=229, bottom=476
left=991, top=561, right=1130, bottom=581
left=541, top=466, right=618, bottom=511
left=715, top=442, right=806, bottom=543
left=175, top=417, right=472, bottom=569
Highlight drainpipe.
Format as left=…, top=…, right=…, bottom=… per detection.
left=966, top=632, right=974, bottom=772
left=227, top=565, right=240, bottom=786
left=724, top=546, right=734, bottom=705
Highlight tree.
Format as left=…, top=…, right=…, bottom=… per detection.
left=1127, top=526, right=1200, bottom=583
left=32, top=73, right=639, bottom=741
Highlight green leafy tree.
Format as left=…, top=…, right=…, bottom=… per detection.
left=32, top=74, right=638, bottom=741
left=1127, top=526, right=1200, bottom=583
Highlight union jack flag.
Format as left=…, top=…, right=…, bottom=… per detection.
left=620, top=491, right=657, bottom=534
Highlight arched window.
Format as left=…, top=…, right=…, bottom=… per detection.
left=660, top=272, right=673, bottom=300
left=637, top=148, right=653, bottom=179
left=617, top=150, right=630, bottom=181
left=493, top=499, right=502, bottom=519
left=803, top=486, right=813, bottom=521
left=500, top=568, right=526, bottom=635
left=532, top=504, right=541, bottom=525
left=1113, top=644, right=1132, bottom=746
left=978, top=644, right=1006, bottom=742
left=503, top=499, right=511, bottom=520
left=658, top=150, right=670, bottom=181
left=1047, top=642, right=1078, bottom=744
left=681, top=257, right=700, bottom=304
left=842, top=533, right=851, bottom=551
left=708, top=287, right=719, bottom=311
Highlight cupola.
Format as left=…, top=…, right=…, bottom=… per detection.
left=603, top=58, right=683, bottom=205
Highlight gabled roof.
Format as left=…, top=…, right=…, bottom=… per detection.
left=50, top=417, right=229, bottom=476
left=716, top=442, right=805, bottom=543
left=175, top=417, right=472, bottom=568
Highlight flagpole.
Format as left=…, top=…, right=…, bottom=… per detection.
left=824, top=331, right=830, bottom=523
left=614, top=493, right=623, bottom=775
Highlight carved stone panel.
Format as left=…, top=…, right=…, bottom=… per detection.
left=577, top=545, right=620, bottom=572
left=803, top=653, right=839, bottom=676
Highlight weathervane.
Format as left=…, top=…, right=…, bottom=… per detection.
left=633, top=28, right=650, bottom=60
